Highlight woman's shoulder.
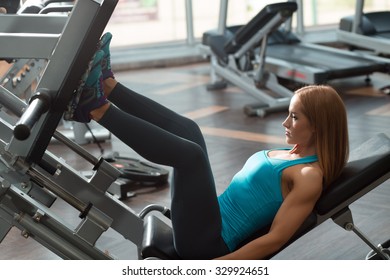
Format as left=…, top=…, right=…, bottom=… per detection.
left=282, top=165, right=323, bottom=204
left=291, top=163, right=323, bottom=192
left=299, top=164, right=323, bottom=180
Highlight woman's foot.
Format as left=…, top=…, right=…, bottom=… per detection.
left=68, top=50, right=108, bottom=123
left=98, top=32, right=114, bottom=80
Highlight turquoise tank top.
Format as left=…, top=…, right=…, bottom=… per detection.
left=218, top=149, right=318, bottom=251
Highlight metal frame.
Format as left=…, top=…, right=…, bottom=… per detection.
left=320, top=170, right=390, bottom=260
left=0, top=14, right=67, bottom=59
left=0, top=0, right=152, bottom=260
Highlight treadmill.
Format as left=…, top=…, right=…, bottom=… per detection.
left=203, top=0, right=389, bottom=92
left=265, top=29, right=389, bottom=85
left=337, top=0, right=390, bottom=56
left=262, top=0, right=389, bottom=85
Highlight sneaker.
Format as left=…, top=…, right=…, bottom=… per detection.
left=65, top=50, right=107, bottom=123
left=98, top=32, right=114, bottom=80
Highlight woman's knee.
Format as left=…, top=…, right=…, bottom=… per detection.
left=179, top=118, right=206, bottom=149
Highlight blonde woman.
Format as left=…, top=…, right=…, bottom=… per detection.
left=70, top=33, right=349, bottom=259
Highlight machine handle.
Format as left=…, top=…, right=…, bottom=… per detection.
left=13, top=89, right=52, bottom=141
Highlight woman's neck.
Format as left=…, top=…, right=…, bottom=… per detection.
left=289, top=144, right=316, bottom=158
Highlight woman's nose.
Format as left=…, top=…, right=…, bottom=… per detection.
left=282, top=117, right=289, bottom=128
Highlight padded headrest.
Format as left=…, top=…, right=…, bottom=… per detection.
left=316, top=133, right=390, bottom=215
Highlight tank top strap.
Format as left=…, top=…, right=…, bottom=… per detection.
left=266, top=148, right=318, bottom=173
left=275, top=154, right=318, bottom=173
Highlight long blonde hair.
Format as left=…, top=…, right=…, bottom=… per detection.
left=295, top=85, right=349, bottom=187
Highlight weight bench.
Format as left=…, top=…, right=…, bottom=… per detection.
left=203, top=2, right=297, bottom=117
left=140, top=133, right=390, bottom=260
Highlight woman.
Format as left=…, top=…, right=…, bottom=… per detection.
left=68, top=33, right=349, bottom=259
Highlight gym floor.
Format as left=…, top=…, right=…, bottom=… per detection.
left=1, top=62, right=389, bottom=260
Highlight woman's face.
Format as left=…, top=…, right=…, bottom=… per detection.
left=282, top=95, right=315, bottom=147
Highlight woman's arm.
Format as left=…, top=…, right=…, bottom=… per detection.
left=216, top=166, right=323, bottom=260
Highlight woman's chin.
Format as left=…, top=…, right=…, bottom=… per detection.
left=285, top=137, right=293, bottom=145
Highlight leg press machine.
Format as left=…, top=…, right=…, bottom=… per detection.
left=0, top=0, right=146, bottom=259
left=1, top=0, right=111, bottom=146
left=0, top=0, right=389, bottom=260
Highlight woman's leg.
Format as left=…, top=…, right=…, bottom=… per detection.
left=98, top=32, right=209, bottom=155
left=106, top=81, right=209, bottom=156
left=98, top=104, right=229, bottom=259
left=72, top=36, right=229, bottom=258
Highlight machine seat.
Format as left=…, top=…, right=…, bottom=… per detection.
left=142, top=215, right=180, bottom=260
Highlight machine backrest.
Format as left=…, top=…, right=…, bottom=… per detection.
left=206, top=2, right=297, bottom=63
left=316, top=133, right=390, bottom=216
left=224, top=2, right=297, bottom=54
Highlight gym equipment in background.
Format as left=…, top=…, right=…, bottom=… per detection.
left=338, top=0, right=390, bottom=56
left=201, top=0, right=390, bottom=117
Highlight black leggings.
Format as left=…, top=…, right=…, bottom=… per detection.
left=98, top=82, right=229, bottom=259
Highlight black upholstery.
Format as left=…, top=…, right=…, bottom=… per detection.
left=267, top=29, right=301, bottom=45
left=205, top=2, right=297, bottom=62
left=317, top=153, right=390, bottom=215
left=141, top=134, right=390, bottom=259
left=362, top=12, right=390, bottom=39
left=339, top=11, right=390, bottom=36
left=224, top=2, right=297, bottom=54
left=142, top=215, right=179, bottom=259
left=201, top=25, right=241, bottom=47
left=339, top=15, right=377, bottom=35
left=0, top=0, right=19, bottom=14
